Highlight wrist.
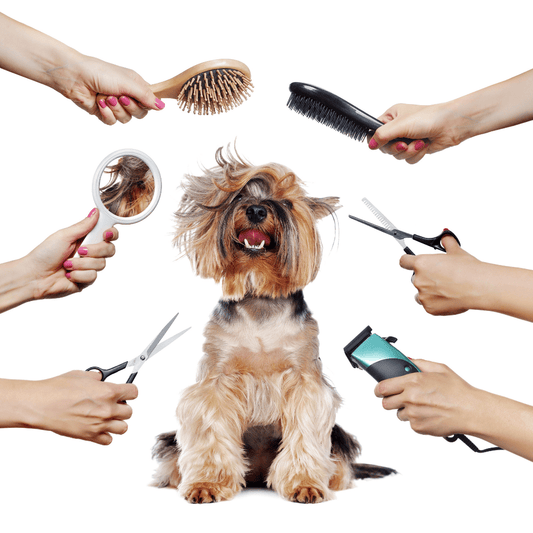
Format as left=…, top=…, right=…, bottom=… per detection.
left=459, top=260, right=497, bottom=312
left=0, top=256, right=39, bottom=313
left=0, top=379, right=43, bottom=429
left=459, top=387, right=495, bottom=438
left=442, top=96, right=491, bottom=145
left=42, top=48, right=88, bottom=97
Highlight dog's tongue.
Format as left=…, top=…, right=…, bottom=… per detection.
left=238, top=229, right=271, bottom=246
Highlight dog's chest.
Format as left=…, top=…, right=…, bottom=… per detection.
left=208, top=296, right=317, bottom=377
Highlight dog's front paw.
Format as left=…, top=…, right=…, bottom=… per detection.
left=290, top=486, right=327, bottom=504
left=182, top=482, right=237, bottom=504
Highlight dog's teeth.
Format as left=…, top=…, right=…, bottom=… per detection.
left=243, top=238, right=266, bottom=250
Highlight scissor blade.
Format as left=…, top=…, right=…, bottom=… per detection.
left=361, top=198, right=410, bottom=250
left=149, top=327, right=191, bottom=358
left=143, top=312, right=180, bottom=358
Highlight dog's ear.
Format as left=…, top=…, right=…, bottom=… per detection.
left=306, top=196, right=342, bottom=220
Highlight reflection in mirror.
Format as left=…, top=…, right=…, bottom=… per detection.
left=100, top=156, right=155, bottom=217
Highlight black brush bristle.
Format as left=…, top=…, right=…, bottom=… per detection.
left=287, top=82, right=384, bottom=142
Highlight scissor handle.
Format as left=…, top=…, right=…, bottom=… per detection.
left=86, top=361, right=128, bottom=381
left=412, top=230, right=461, bottom=252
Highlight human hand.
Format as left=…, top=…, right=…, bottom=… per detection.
left=399, top=235, right=485, bottom=315
left=374, top=359, right=480, bottom=438
left=24, top=208, right=118, bottom=300
left=60, top=55, right=165, bottom=125
left=30, top=370, right=138, bottom=445
left=367, top=102, right=463, bottom=164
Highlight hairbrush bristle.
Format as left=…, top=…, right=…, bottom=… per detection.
left=287, top=93, right=369, bottom=141
left=177, top=68, right=254, bottom=115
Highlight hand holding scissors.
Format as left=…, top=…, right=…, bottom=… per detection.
left=350, top=198, right=473, bottom=316
left=87, top=312, right=190, bottom=383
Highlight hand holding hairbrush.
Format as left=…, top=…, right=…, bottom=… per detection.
left=287, top=82, right=425, bottom=147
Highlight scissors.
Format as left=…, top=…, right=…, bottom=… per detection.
left=86, top=312, right=190, bottom=383
left=349, top=197, right=460, bottom=255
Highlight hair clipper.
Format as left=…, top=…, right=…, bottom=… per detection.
left=343, top=326, right=419, bottom=382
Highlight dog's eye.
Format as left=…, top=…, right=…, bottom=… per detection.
left=234, top=194, right=243, bottom=202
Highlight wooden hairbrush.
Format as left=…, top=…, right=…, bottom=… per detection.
left=151, top=59, right=253, bottom=115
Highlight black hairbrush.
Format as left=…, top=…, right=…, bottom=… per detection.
left=287, top=82, right=410, bottom=144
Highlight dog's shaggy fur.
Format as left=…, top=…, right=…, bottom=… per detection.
left=152, top=148, right=395, bottom=503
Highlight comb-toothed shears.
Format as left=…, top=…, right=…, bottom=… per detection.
left=86, top=312, right=190, bottom=383
left=349, top=197, right=460, bottom=255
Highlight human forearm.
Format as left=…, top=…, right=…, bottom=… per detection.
left=469, top=262, right=533, bottom=322
left=445, top=69, right=533, bottom=144
left=0, top=13, right=84, bottom=95
left=467, top=388, right=533, bottom=462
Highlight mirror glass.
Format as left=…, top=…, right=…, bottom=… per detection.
left=99, top=155, right=156, bottom=217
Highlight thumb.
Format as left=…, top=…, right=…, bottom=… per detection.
left=409, top=358, right=444, bottom=373
left=441, top=232, right=462, bottom=254
left=122, top=76, right=164, bottom=110
left=369, top=119, right=408, bottom=149
left=61, top=208, right=100, bottom=243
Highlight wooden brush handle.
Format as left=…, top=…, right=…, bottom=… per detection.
left=150, top=59, right=251, bottom=99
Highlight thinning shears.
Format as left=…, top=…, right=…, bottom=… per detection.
left=86, top=312, right=190, bottom=383
left=349, top=197, right=460, bottom=255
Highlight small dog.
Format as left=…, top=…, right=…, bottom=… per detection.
left=153, top=148, right=394, bottom=503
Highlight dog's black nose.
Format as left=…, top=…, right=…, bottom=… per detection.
left=246, top=205, right=267, bottom=224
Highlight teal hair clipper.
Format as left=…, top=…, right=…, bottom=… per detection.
left=344, top=326, right=419, bottom=382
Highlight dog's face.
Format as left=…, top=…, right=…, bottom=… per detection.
left=174, top=149, right=340, bottom=299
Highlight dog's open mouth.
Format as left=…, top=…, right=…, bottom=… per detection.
left=238, top=229, right=273, bottom=251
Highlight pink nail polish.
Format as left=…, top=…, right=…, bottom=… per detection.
left=369, top=138, right=378, bottom=149
left=155, top=98, right=165, bottom=110
left=414, top=140, right=426, bottom=151
left=98, top=99, right=107, bottom=109
left=396, top=142, right=407, bottom=151
left=78, top=247, right=88, bottom=256
left=65, top=272, right=71, bottom=279
left=63, top=260, right=73, bottom=269
left=88, top=208, right=97, bottom=217
left=119, top=96, right=131, bottom=106
left=105, top=231, right=114, bottom=240
left=107, top=96, right=118, bottom=107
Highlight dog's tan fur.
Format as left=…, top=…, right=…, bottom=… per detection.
left=152, top=148, right=394, bottom=503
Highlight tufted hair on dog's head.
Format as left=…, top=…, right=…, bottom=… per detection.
left=174, top=146, right=340, bottom=299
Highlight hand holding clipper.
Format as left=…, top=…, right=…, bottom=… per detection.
left=343, top=326, right=501, bottom=454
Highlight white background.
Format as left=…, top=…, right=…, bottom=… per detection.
left=1, top=1, right=531, bottom=531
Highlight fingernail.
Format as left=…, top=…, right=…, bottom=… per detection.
left=396, top=142, right=407, bottom=151
left=98, top=99, right=107, bottom=109
left=107, top=96, right=118, bottom=107
left=155, top=98, right=165, bottom=110
left=65, top=272, right=71, bottom=279
left=414, top=140, right=426, bottom=151
left=119, top=96, right=131, bottom=106
left=369, top=138, right=378, bottom=149
left=63, top=260, right=73, bottom=269
left=105, top=231, right=114, bottom=240
left=78, top=247, right=88, bottom=256
left=87, top=208, right=97, bottom=217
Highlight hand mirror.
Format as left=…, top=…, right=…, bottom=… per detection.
left=83, top=148, right=162, bottom=246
